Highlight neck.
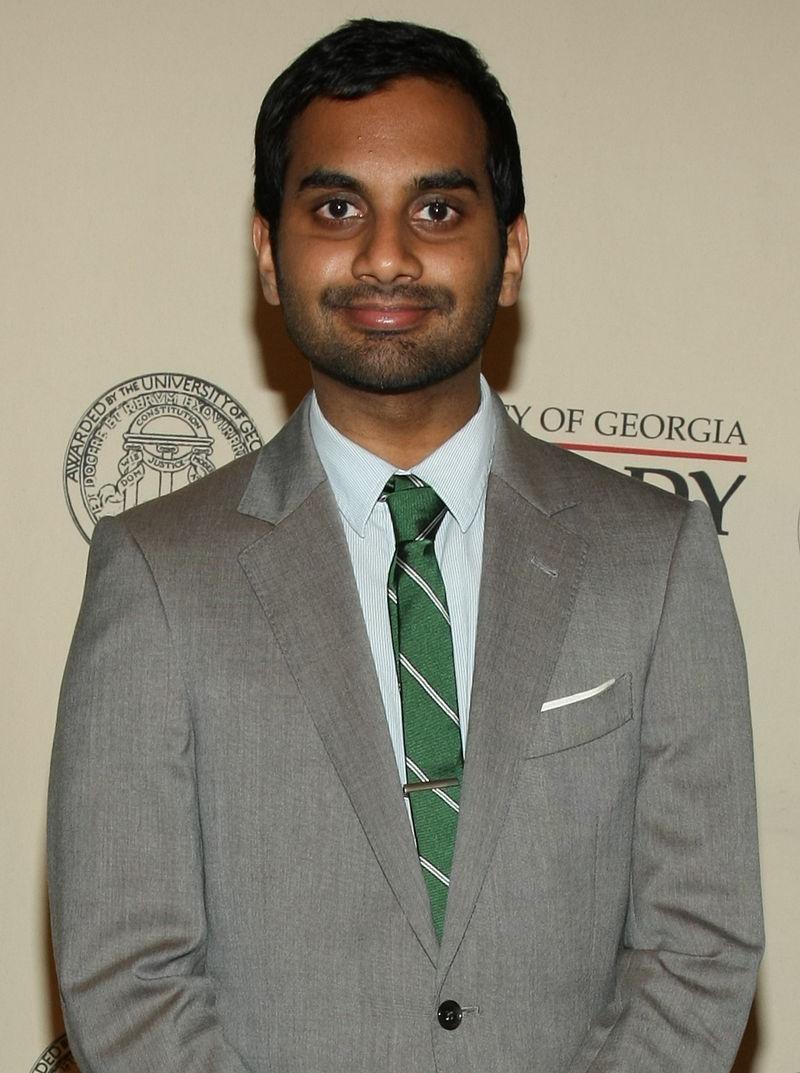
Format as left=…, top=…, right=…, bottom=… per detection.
left=312, top=364, right=482, bottom=470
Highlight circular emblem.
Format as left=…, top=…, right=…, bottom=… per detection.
left=64, top=373, right=263, bottom=541
left=28, top=1035, right=77, bottom=1073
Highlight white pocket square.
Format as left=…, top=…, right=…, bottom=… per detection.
left=541, top=677, right=617, bottom=712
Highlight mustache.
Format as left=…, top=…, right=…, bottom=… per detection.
left=320, top=283, right=455, bottom=313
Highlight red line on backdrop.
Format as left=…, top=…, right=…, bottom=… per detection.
left=554, top=442, right=748, bottom=463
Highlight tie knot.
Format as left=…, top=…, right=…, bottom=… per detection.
left=382, top=475, right=447, bottom=545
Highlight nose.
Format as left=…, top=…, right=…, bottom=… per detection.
left=351, top=214, right=423, bottom=285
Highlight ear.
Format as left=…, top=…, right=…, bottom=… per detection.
left=497, top=213, right=529, bottom=308
left=252, top=214, right=281, bottom=306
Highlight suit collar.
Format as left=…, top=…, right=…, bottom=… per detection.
left=436, top=446, right=588, bottom=976
left=237, top=402, right=439, bottom=962
left=431, top=394, right=588, bottom=974
left=489, top=393, right=580, bottom=519
left=238, top=389, right=582, bottom=528
left=237, top=395, right=326, bottom=525
left=238, top=492, right=439, bottom=963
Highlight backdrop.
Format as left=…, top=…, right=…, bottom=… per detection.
left=2, top=2, right=798, bottom=1071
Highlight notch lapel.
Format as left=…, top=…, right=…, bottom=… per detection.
left=238, top=404, right=438, bottom=963
left=437, top=410, right=588, bottom=977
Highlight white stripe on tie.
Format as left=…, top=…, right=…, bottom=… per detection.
left=419, top=856, right=450, bottom=887
left=416, top=508, right=447, bottom=542
left=396, top=558, right=450, bottom=624
left=405, top=757, right=460, bottom=812
left=398, top=653, right=460, bottom=726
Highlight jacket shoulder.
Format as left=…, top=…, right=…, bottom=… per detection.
left=96, top=449, right=266, bottom=553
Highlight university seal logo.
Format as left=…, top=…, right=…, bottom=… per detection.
left=28, top=1035, right=77, bottom=1073
left=64, top=373, right=263, bottom=541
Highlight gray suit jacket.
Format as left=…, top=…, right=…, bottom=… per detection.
left=48, top=395, right=763, bottom=1073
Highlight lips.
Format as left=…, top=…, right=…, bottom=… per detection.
left=339, top=304, right=434, bottom=332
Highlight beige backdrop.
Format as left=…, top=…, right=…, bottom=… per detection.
left=2, top=2, right=798, bottom=1071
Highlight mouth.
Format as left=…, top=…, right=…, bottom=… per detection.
left=336, top=303, right=435, bottom=333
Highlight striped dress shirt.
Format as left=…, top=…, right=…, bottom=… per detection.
left=308, top=376, right=496, bottom=784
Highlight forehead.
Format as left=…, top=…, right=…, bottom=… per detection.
left=284, top=76, right=490, bottom=188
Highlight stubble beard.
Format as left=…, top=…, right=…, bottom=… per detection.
left=277, top=271, right=504, bottom=395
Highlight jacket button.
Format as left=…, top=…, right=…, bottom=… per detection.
left=437, top=999, right=463, bottom=1030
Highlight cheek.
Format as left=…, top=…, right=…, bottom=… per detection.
left=423, top=228, right=501, bottom=288
left=431, top=250, right=499, bottom=306
left=281, top=242, right=355, bottom=291
left=422, top=245, right=474, bottom=287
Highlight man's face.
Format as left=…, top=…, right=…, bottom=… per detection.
left=253, top=76, right=527, bottom=394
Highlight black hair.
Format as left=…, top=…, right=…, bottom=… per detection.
left=254, top=19, right=524, bottom=244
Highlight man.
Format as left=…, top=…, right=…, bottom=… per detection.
left=48, top=19, right=763, bottom=1073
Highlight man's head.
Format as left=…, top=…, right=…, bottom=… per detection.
left=254, top=19, right=524, bottom=252
left=252, top=21, right=528, bottom=397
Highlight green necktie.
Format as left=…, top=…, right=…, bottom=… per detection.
left=383, top=474, right=462, bottom=942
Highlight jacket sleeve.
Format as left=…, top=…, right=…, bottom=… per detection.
left=570, top=500, right=764, bottom=1073
left=48, top=516, right=254, bottom=1073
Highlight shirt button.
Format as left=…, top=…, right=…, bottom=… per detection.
left=437, top=999, right=463, bottom=1030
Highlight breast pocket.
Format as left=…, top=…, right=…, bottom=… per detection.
left=524, top=673, right=633, bottom=758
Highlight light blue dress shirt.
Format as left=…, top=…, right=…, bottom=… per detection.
left=309, top=376, right=496, bottom=783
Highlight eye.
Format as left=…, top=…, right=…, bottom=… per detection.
left=415, top=199, right=458, bottom=224
left=317, top=198, right=361, bottom=221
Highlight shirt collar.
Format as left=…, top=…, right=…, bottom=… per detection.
left=309, top=375, right=496, bottom=537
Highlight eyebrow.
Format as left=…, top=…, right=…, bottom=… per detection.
left=296, top=168, right=480, bottom=197
left=413, top=170, right=479, bottom=195
left=297, top=170, right=367, bottom=196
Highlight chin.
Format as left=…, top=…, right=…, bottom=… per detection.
left=309, top=346, right=481, bottom=397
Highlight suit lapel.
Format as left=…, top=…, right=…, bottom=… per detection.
left=437, top=407, right=588, bottom=977
left=238, top=403, right=439, bottom=963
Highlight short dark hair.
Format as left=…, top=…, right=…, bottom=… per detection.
left=254, top=19, right=524, bottom=243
